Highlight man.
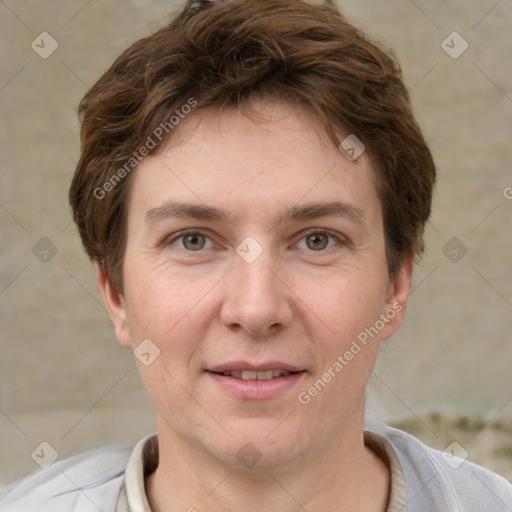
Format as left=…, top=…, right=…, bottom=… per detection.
left=2, top=0, right=511, bottom=510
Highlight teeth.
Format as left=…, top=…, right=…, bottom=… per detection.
left=222, top=370, right=292, bottom=380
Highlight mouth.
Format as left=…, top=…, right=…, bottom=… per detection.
left=209, top=369, right=299, bottom=380
left=205, top=363, right=306, bottom=400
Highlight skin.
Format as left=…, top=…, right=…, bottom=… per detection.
left=98, top=99, right=414, bottom=512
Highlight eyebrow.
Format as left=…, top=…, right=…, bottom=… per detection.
left=145, top=201, right=230, bottom=226
left=144, top=200, right=366, bottom=227
left=281, top=201, right=366, bottom=225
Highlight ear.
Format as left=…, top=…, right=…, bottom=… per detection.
left=379, top=252, right=414, bottom=341
left=96, top=264, right=133, bottom=349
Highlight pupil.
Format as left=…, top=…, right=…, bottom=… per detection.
left=185, top=234, right=204, bottom=250
left=308, top=234, right=327, bottom=250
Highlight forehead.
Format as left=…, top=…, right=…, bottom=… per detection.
left=127, top=99, right=381, bottom=229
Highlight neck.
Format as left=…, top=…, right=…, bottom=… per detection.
left=146, top=406, right=390, bottom=512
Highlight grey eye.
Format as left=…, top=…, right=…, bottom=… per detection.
left=182, top=234, right=206, bottom=250
left=305, top=233, right=329, bottom=250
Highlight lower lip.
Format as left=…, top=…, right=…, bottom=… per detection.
left=206, top=371, right=306, bottom=400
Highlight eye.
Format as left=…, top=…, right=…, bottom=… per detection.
left=297, top=231, right=339, bottom=251
left=172, top=232, right=214, bottom=251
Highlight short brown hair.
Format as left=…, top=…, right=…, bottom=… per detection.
left=69, top=0, right=436, bottom=294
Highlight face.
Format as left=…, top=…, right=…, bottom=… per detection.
left=99, top=99, right=412, bottom=472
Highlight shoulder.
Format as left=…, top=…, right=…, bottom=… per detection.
left=0, top=444, right=130, bottom=512
left=380, top=425, right=512, bottom=511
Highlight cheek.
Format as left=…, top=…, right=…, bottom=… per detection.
left=296, top=278, right=386, bottom=413
left=123, top=262, right=219, bottom=350
left=124, top=259, right=175, bottom=325
left=296, top=271, right=388, bottom=344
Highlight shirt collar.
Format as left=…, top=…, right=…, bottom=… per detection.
left=117, top=431, right=405, bottom=511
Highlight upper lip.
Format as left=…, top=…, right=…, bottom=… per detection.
left=206, top=361, right=305, bottom=373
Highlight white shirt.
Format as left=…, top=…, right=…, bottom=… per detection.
left=115, top=431, right=408, bottom=511
left=2, top=425, right=511, bottom=511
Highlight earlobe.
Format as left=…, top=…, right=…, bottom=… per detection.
left=96, top=265, right=133, bottom=349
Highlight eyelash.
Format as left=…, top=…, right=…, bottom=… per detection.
left=295, top=228, right=342, bottom=251
left=169, top=229, right=216, bottom=251
left=166, top=228, right=345, bottom=252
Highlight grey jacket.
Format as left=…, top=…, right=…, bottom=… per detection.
left=1, top=426, right=511, bottom=511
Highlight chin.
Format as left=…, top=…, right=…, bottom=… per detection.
left=214, top=419, right=312, bottom=471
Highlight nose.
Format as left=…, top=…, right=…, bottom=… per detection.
left=220, top=251, right=293, bottom=337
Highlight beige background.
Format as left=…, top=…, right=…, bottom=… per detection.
left=1, top=0, right=511, bottom=487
